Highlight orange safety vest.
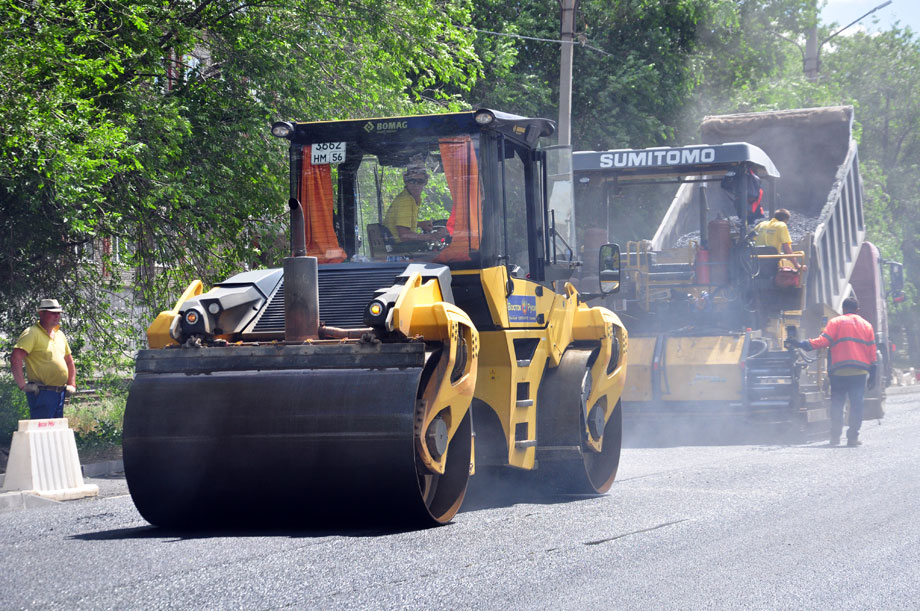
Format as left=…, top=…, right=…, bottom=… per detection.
left=808, top=313, right=877, bottom=373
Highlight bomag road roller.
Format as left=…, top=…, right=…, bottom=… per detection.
left=123, top=109, right=628, bottom=528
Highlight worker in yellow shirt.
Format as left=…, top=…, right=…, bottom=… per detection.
left=10, top=299, right=77, bottom=419
left=383, top=168, right=446, bottom=244
left=754, top=208, right=805, bottom=272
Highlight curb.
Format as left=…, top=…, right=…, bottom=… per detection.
left=886, top=385, right=920, bottom=396
left=81, top=459, right=125, bottom=479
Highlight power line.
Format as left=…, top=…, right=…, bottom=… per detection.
left=464, top=26, right=613, bottom=57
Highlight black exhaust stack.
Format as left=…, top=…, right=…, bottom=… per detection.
left=289, top=197, right=307, bottom=257
left=284, top=198, right=319, bottom=341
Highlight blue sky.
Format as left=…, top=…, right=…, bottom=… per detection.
left=821, top=0, right=919, bottom=34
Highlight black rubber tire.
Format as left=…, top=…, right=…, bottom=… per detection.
left=418, top=407, right=472, bottom=524
left=536, top=349, right=623, bottom=494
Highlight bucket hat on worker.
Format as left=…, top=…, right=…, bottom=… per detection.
left=37, top=298, right=63, bottom=313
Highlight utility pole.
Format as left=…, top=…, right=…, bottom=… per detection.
left=804, top=26, right=819, bottom=79
left=557, top=0, right=576, bottom=146
left=548, top=0, right=579, bottom=261
left=804, top=0, right=891, bottom=80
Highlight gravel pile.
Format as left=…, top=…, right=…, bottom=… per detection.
left=785, top=213, right=821, bottom=242
left=674, top=230, right=702, bottom=248
left=671, top=213, right=821, bottom=248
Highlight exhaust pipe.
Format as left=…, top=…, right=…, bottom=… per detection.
left=289, top=198, right=307, bottom=257
left=284, top=197, right=319, bottom=341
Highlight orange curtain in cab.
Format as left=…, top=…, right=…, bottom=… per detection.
left=299, top=146, right=346, bottom=263
left=435, top=136, right=480, bottom=263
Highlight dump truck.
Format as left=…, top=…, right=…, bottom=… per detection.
left=572, top=106, right=898, bottom=435
left=123, top=109, right=628, bottom=528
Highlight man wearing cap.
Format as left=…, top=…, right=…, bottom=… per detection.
left=383, top=168, right=445, bottom=244
left=10, top=299, right=77, bottom=419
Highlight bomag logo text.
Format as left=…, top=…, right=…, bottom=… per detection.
left=598, top=147, right=716, bottom=169
left=364, top=120, right=408, bottom=133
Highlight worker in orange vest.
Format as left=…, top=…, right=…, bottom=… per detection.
left=788, top=296, right=877, bottom=447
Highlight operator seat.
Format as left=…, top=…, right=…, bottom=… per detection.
left=365, top=223, right=390, bottom=258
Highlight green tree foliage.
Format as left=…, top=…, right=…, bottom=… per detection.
left=1, top=0, right=479, bottom=372
left=689, top=0, right=820, bottom=119
left=573, top=0, right=711, bottom=149
left=461, top=0, right=715, bottom=149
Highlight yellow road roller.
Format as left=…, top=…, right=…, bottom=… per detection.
left=123, top=109, right=628, bottom=527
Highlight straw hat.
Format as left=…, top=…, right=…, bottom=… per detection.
left=37, top=298, right=63, bottom=313
left=404, top=167, right=428, bottom=184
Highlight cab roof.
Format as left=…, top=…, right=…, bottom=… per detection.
left=573, top=142, right=780, bottom=180
left=282, top=109, right=555, bottom=149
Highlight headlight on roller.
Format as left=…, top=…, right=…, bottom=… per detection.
left=271, top=121, right=294, bottom=139
left=364, top=299, right=388, bottom=327
left=474, top=110, right=495, bottom=125
left=179, top=306, right=209, bottom=337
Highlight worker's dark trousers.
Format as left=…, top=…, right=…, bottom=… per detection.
left=829, top=374, right=867, bottom=442
left=26, top=389, right=66, bottom=419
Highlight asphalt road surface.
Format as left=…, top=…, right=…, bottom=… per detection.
left=2, top=387, right=919, bottom=609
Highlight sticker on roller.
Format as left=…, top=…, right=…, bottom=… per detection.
left=507, top=295, right=538, bottom=323
left=311, top=142, right=345, bottom=165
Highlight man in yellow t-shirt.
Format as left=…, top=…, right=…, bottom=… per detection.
left=10, top=298, right=77, bottom=419
left=383, top=168, right=446, bottom=244
left=753, top=208, right=804, bottom=272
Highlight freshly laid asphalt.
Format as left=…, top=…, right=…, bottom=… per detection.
left=1, top=385, right=919, bottom=609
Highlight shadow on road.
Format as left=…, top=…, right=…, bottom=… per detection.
left=459, top=466, right=601, bottom=514
left=70, top=522, right=425, bottom=541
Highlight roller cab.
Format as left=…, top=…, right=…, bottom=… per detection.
left=125, top=110, right=629, bottom=528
